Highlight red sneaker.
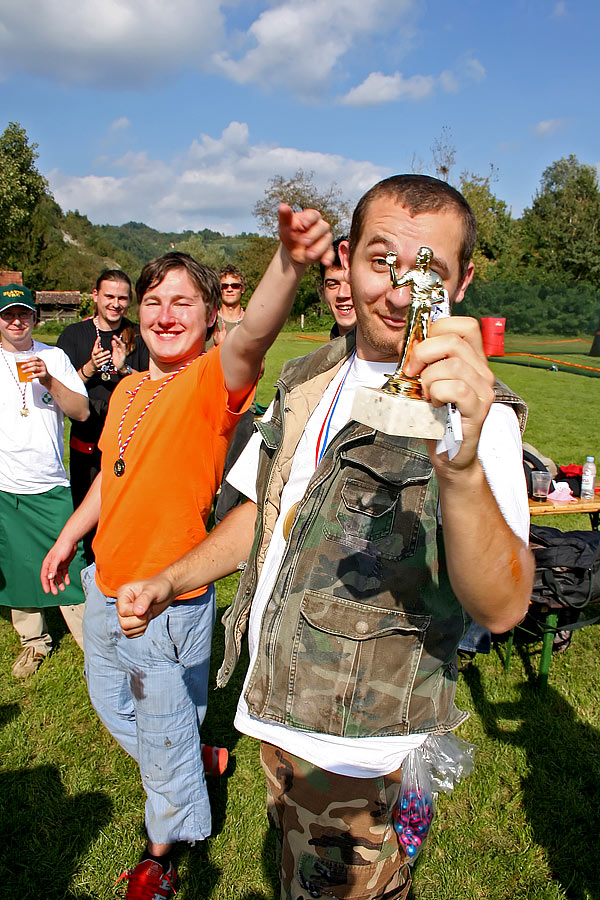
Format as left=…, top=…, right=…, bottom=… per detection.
left=115, top=859, right=178, bottom=899
left=201, top=743, right=229, bottom=776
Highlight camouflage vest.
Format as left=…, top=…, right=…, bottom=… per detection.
left=218, top=333, right=528, bottom=738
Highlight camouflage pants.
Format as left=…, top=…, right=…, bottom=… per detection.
left=260, top=742, right=411, bottom=900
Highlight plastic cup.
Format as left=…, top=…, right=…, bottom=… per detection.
left=14, top=351, right=34, bottom=383
left=532, top=471, right=552, bottom=502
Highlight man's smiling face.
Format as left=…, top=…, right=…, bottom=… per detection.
left=0, top=305, right=35, bottom=350
left=321, top=265, right=355, bottom=334
left=139, top=268, right=216, bottom=377
left=340, top=197, right=474, bottom=362
left=93, top=279, right=131, bottom=329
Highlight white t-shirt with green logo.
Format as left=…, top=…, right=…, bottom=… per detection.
left=0, top=340, right=88, bottom=494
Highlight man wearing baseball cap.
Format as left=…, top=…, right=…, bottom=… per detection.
left=0, top=283, right=90, bottom=677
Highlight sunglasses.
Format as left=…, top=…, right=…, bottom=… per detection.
left=221, top=283, right=242, bottom=291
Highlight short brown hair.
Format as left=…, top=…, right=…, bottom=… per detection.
left=349, top=175, right=477, bottom=281
left=219, top=263, right=246, bottom=291
left=136, top=252, right=221, bottom=339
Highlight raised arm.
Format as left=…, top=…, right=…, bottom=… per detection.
left=220, top=204, right=333, bottom=401
left=116, top=500, right=257, bottom=638
left=405, top=316, right=534, bottom=633
left=41, top=473, right=103, bottom=594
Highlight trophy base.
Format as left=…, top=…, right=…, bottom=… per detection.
left=351, top=386, right=446, bottom=439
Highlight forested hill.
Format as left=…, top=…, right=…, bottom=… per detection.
left=98, top=221, right=250, bottom=275
left=12, top=198, right=251, bottom=293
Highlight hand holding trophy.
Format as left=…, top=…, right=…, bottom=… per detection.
left=351, top=246, right=449, bottom=438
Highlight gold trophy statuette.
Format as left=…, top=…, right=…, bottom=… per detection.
left=350, top=245, right=448, bottom=438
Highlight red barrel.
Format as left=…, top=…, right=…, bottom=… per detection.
left=480, top=316, right=506, bottom=357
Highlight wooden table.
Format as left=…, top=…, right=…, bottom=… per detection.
left=504, top=493, right=600, bottom=691
left=529, top=494, right=600, bottom=531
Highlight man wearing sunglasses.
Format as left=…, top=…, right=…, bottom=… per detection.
left=0, top=283, right=89, bottom=676
left=213, top=265, right=246, bottom=345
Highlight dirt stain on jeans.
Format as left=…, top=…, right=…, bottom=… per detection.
left=129, top=668, right=146, bottom=700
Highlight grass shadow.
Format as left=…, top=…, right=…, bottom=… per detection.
left=463, top=664, right=600, bottom=899
left=0, top=764, right=112, bottom=899
left=176, top=838, right=222, bottom=900
left=0, top=702, right=20, bottom=727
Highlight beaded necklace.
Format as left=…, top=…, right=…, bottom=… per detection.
left=218, top=308, right=244, bottom=327
left=113, top=359, right=194, bottom=477
left=1, top=342, right=33, bottom=417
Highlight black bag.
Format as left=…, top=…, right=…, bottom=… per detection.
left=529, top=524, right=600, bottom=610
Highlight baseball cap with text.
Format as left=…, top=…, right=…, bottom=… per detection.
left=0, top=283, right=36, bottom=314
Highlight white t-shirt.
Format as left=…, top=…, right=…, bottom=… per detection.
left=227, top=355, right=529, bottom=777
left=0, top=340, right=88, bottom=494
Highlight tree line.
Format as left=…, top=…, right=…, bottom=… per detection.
left=1, top=121, right=599, bottom=334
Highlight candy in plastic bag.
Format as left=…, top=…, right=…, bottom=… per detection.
left=393, top=747, right=435, bottom=862
left=394, top=734, right=476, bottom=863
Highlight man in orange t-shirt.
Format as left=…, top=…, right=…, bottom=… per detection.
left=41, top=205, right=333, bottom=899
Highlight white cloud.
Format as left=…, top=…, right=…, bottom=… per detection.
left=533, top=118, right=570, bottom=137
left=0, top=0, right=225, bottom=86
left=110, top=117, right=131, bottom=132
left=212, top=0, right=418, bottom=99
left=0, top=0, right=420, bottom=95
left=47, top=122, right=388, bottom=234
left=439, top=70, right=459, bottom=94
left=464, top=57, right=485, bottom=82
left=341, top=54, right=485, bottom=107
left=341, top=71, right=435, bottom=107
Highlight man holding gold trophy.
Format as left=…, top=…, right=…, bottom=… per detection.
left=116, top=175, right=534, bottom=900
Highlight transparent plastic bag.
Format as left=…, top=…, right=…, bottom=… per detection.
left=422, top=733, right=476, bottom=794
left=393, top=747, right=435, bottom=861
left=394, top=734, right=476, bottom=862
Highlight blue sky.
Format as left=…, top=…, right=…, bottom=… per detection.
left=1, top=0, right=598, bottom=236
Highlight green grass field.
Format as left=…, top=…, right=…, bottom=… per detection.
left=1, top=331, right=599, bottom=899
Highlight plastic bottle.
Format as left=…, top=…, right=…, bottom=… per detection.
left=581, top=456, right=596, bottom=500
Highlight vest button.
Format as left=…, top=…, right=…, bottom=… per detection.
left=355, top=619, right=370, bottom=635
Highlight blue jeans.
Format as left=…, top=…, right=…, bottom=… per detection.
left=81, top=564, right=215, bottom=844
left=458, top=620, right=491, bottom=654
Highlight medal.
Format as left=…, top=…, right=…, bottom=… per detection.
left=114, top=458, right=126, bottom=477
left=101, top=371, right=111, bottom=382
left=282, top=501, right=299, bottom=541
left=20, top=408, right=30, bottom=417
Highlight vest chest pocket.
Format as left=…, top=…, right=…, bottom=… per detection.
left=285, top=591, right=430, bottom=738
left=323, top=475, right=429, bottom=561
left=338, top=480, right=397, bottom=540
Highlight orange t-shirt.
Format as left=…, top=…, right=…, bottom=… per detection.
left=94, top=347, right=255, bottom=599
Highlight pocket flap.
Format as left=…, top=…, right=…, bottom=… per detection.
left=341, top=479, right=397, bottom=519
left=340, top=443, right=433, bottom=486
left=257, top=419, right=281, bottom=449
left=300, top=591, right=430, bottom=641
